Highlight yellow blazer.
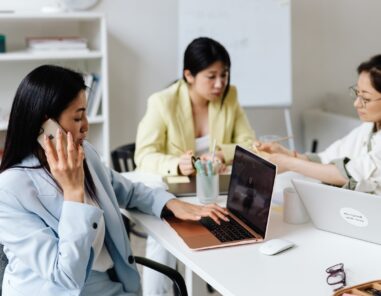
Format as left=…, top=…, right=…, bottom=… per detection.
left=135, top=79, right=255, bottom=176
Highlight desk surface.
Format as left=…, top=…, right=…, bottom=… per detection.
left=129, top=195, right=381, bottom=296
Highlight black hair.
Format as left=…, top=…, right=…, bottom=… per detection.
left=357, top=54, right=381, bottom=93
left=0, top=65, right=97, bottom=200
left=182, top=37, right=231, bottom=103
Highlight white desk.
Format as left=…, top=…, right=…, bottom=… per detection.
left=128, top=195, right=381, bottom=296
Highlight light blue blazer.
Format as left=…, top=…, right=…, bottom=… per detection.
left=0, top=142, right=174, bottom=296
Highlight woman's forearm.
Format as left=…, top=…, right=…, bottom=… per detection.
left=286, top=157, right=348, bottom=186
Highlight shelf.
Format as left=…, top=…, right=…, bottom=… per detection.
left=0, top=50, right=102, bottom=61
left=0, top=12, right=110, bottom=164
left=88, top=116, right=104, bottom=124
left=0, top=12, right=104, bottom=21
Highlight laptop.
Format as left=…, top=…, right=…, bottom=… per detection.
left=164, top=175, right=230, bottom=197
left=164, top=145, right=277, bottom=250
left=292, top=179, right=381, bottom=245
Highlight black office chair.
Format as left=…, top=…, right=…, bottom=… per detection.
left=0, top=245, right=6, bottom=296
left=0, top=243, right=187, bottom=296
left=111, top=143, right=137, bottom=172
left=111, top=144, right=214, bottom=295
left=111, top=143, right=148, bottom=239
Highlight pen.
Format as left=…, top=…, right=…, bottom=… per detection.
left=206, top=160, right=214, bottom=176
left=194, top=159, right=206, bottom=176
left=191, top=156, right=200, bottom=169
left=212, top=161, right=220, bottom=175
left=270, top=135, right=293, bottom=143
left=171, top=142, right=197, bottom=168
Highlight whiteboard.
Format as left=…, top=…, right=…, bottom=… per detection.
left=178, top=0, right=291, bottom=107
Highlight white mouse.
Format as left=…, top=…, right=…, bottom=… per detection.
left=259, top=239, right=295, bottom=255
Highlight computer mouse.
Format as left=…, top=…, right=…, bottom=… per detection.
left=259, top=239, right=295, bottom=256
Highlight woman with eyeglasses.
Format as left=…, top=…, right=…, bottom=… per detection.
left=256, top=54, right=381, bottom=194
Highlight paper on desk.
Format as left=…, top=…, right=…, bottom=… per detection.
left=166, top=176, right=190, bottom=184
left=121, top=172, right=168, bottom=190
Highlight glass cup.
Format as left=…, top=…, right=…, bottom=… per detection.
left=196, top=174, right=219, bottom=204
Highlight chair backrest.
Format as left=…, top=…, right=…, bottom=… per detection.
left=0, top=244, right=8, bottom=295
left=111, top=143, right=136, bottom=172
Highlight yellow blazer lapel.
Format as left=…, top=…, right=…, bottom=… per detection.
left=176, top=81, right=195, bottom=152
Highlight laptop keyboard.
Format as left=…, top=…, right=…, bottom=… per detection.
left=199, top=216, right=254, bottom=243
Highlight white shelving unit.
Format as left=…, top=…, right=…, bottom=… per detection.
left=0, top=12, right=110, bottom=163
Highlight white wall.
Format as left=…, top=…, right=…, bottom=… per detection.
left=0, top=0, right=49, bottom=11
left=94, top=0, right=381, bottom=151
left=95, top=0, right=328, bottom=151
left=320, top=0, right=381, bottom=117
left=2, top=0, right=381, bottom=152
left=93, top=0, right=179, bottom=149
left=0, top=0, right=179, bottom=151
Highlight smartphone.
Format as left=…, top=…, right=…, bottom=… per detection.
left=37, top=119, right=67, bottom=152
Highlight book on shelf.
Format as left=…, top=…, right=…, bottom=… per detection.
left=83, top=73, right=94, bottom=103
left=84, top=73, right=102, bottom=117
left=26, top=36, right=89, bottom=51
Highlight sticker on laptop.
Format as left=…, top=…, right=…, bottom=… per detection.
left=340, top=207, right=368, bottom=227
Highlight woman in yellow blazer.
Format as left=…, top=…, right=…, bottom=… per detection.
left=135, top=37, right=255, bottom=177
left=135, top=37, right=255, bottom=296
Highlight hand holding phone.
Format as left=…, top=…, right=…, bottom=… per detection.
left=38, top=119, right=67, bottom=153
left=39, top=119, right=85, bottom=203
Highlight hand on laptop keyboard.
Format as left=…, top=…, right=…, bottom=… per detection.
left=164, top=199, right=229, bottom=224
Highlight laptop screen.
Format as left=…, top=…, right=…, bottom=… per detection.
left=227, top=146, right=276, bottom=237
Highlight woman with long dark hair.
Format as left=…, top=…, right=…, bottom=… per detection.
left=0, top=65, right=228, bottom=295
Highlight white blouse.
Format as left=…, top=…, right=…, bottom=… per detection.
left=195, top=135, right=209, bottom=156
left=85, top=194, right=114, bottom=272
left=318, top=122, right=381, bottom=194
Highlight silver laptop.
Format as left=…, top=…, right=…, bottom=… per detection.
left=292, top=179, right=381, bottom=245
left=165, top=145, right=277, bottom=250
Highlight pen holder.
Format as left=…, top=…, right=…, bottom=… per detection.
left=196, top=174, right=219, bottom=204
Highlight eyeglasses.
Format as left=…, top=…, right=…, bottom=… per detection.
left=349, top=86, right=381, bottom=108
left=326, top=263, right=346, bottom=291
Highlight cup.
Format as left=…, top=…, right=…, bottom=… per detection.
left=283, top=187, right=309, bottom=224
left=196, top=174, right=219, bottom=204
